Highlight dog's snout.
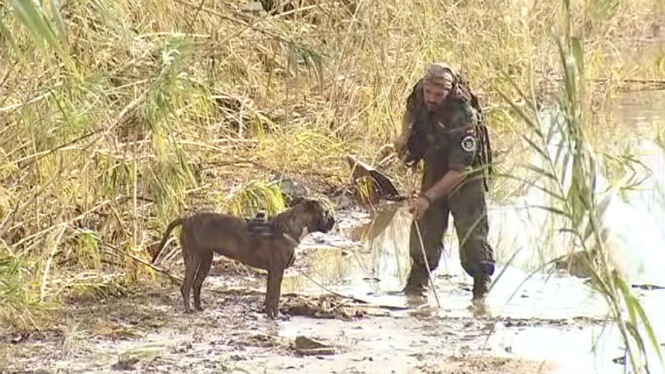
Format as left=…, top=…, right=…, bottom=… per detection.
left=321, top=215, right=335, bottom=232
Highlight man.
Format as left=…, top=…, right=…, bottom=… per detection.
left=394, top=62, right=495, bottom=304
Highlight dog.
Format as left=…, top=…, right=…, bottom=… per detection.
left=150, top=197, right=336, bottom=318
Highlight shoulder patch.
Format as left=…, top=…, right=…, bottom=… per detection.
left=460, top=134, right=477, bottom=153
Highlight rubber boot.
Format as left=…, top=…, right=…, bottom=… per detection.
left=472, top=273, right=491, bottom=301
left=403, top=265, right=429, bottom=298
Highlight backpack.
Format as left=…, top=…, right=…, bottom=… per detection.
left=453, top=72, right=493, bottom=192
left=405, top=72, right=493, bottom=192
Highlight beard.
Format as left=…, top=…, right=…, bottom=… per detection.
left=426, top=101, right=441, bottom=112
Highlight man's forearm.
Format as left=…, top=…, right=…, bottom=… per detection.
left=422, top=169, right=465, bottom=202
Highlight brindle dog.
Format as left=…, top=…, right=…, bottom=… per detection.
left=150, top=197, right=336, bottom=318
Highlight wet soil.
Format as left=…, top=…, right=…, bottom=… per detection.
left=0, top=266, right=567, bottom=374
left=0, top=205, right=619, bottom=374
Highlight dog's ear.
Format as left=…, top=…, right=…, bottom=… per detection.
left=289, top=196, right=305, bottom=207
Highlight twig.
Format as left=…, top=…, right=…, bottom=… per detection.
left=2, top=90, right=151, bottom=245
left=0, top=82, right=64, bottom=113
left=0, top=64, right=13, bottom=93
left=185, top=0, right=207, bottom=34
left=1, top=94, right=145, bottom=240
left=196, top=159, right=260, bottom=171
left=10, top=194, right=144, bottom=256
left=105, top=240, right=185, bottom=283
left=550, top=77, right=665, bottom=86
left=293, top=268, right=369, bottom=304
left=0, top=159, right=67, bottom=237
left=40, top=226, right=68, bottom=302
left=125, top=253, right=184, bottom=284
left=8, top=130, right=99, bottom=169
left=293, top=268, right=410, bottom=311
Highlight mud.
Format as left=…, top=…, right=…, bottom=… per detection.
left=0, top=270, right=565, bottom=374
left=0, top=205, right=622, bottom=374
left=3, top=90, right=665, bottom=374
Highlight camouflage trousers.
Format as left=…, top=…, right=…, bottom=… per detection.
left=404, top=165, right=495, bottom=296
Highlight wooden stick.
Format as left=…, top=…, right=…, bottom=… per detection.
left=414, top=221, right=442, bottom=309
left=125, top=252, right=184, bottom=284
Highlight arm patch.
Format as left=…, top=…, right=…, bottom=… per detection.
left=460, top=134, right=478, bottom=153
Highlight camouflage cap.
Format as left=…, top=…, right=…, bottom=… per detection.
left=423, top=63, right=455, bottom=88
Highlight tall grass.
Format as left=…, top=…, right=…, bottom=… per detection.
left=0, top=0, right=664, bottom=331
left=495, top=0, right=664, bottom=372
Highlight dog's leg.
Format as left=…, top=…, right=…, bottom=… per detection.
left=193, top=251, right=213, bottom=312
left=181, top=246, right=200, bottom=314
left=265, top=266, right=285, bottom=319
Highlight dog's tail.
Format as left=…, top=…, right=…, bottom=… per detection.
left=150, top=218, right=184, bottom=264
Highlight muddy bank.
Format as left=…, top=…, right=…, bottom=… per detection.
left=0, top=265, right=581, bottom=374
left=0, top=205, right=625, bottom=374
left=4, top=115, right=665, bottom=373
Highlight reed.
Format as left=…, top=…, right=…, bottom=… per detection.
left=0, top=0, right=663, bottom=335
left=493, top=0, right=664, bottom=372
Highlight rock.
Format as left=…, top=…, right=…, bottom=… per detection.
left=552, top=250, right=598, bottom=279
left=293, top=336, right=336, bottom=356
left=344, top=154, right=402, bottom=200
left=331, top=193, right=354, bottom=210
left=271, top=176, right=309, bottom=203
left=112, top=357, right=140, bottom=371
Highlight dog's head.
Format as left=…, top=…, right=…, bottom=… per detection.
left=289, top=196, right=336, bottom=234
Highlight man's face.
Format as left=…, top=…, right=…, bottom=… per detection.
left=423, top=82, right=451, bottom=111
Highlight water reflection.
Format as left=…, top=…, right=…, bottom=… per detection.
left=279, top=89, right=665, bottom=373
left=283, top=87, right=665, bottom=316
left=601, top=139, right=665, bottom=287
left=487, top=91, right=665, bottom=288
left=281, top=204, right=412, bottom=300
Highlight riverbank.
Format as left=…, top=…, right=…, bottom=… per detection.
left=0, top=205, right=610, bottom=374
left=2, top=1, right=665, bottom=372
left=4, top=201, right=664, bottom=374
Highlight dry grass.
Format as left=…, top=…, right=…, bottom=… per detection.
left=0, top=0, right=664, bottom=331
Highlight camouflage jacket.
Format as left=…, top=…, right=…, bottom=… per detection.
left=404, top=79, right=482, bottom=176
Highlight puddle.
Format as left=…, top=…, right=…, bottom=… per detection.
left=278, top=90, right=665, bottom=373
left=284, top=205, right=610, bottom=320
left=4, top=91, right=665, bottom=374
left=282, top=205, right=410, bottom=296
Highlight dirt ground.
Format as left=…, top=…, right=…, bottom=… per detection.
left=0, top=252, right=603, bottom=374
left=0, top=203, right=616, bottom=374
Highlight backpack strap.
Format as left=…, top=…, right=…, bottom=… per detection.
left=451, top=72, right=493, bottom=192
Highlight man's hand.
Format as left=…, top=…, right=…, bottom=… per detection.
left=408, top=196, right=431, bottom=219
left=394, top=135, right=408, bottom=159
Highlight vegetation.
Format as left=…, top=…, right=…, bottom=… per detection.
left=1, top=3, right=665, bottom=370
left=496, top=6, right=663, bottom=374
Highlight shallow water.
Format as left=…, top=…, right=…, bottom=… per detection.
left=4, top=93, right=663, bottom=374
left=280, top=90, right=665, bottom=373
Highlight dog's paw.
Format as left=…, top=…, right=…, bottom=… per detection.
left=278, top=313, right=291, bottom=321
left=265, top=306, right=279, bottom=320
left=195, top=305, right=204, bottom=312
